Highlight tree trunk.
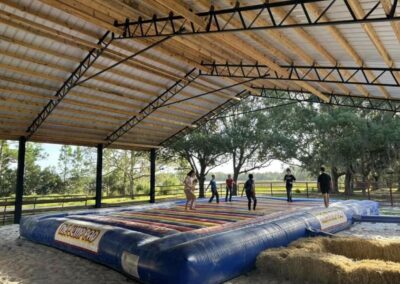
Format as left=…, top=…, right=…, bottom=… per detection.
left=232, top=169, right=240, bottom=196
left=344, top=167, right=353, bottom=195
left=331, top=167, right=340, bottom=193
left=397, top=173, right=400, bottom=191
left=122, top=168, right=127, bottom=196
left=198, top=175, right=206, bottom=198
left=361, top=174, right=368, bottom=196
left=197, top=165, right=207, bottom=198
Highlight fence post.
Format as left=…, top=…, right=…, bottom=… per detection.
left=270, top=183, right=273, bottom=196
left=306, top=182, right=309, bottom=198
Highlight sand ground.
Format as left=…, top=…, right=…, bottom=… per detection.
left=0, top=216, right=399, bottom=284
left=0, top=225, right=290, bottom=284
left=0, top=225, right=135, bottom=284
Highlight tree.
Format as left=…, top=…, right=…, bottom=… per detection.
left=58, top=145, right=73, bottom=183
left=221, top=97, right=295, bottom=194
left=36, top=167, right=65, bottom=195
left=168, top=122, right=228, bottom=197
left=24, top=143, right=47, bottom=195
left=0, top=141, right=17, bottom=197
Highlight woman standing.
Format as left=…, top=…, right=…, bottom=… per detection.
left=184, top=170, right=196, bottom=210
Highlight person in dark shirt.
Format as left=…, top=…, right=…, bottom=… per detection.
left=283, top=168, right=296, bottom=202
left=206, top=174, right=219, bottom=204
left=225, top=174, right=234, bottom=202
left=318, top=166, right=332, bottom=208
left=243, top=174, right=257, bottom=210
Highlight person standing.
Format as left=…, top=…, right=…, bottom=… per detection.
left=207, top=174, right=219, bottom=204
left=243, top=174, right=257, bottom=210
left=318, top=166, right=332, bottom=208
left=184, top=170, right=196, bottom=210
left=225, top=174, right=234, bottom=202
left=283, top=168, right=296, bottom=202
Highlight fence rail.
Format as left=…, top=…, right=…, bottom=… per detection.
left=1, top=181, right=399, bottom=225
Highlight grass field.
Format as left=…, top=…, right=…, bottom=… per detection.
left=1, top=181, right=399, bottom=225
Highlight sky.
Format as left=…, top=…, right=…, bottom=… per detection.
left=36, top=143, right=63, bottom=169
left=30, top=143, right=288, bottom=173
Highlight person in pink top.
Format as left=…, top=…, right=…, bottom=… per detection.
left=225, top=174, right=235, bottom=202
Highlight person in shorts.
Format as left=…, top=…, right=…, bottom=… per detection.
left=318, top=166, right=332, bottom=208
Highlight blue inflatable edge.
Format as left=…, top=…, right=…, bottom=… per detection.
left=20, top=199, right=379, bottom=284
left=353, top=214, right=400, bottom=223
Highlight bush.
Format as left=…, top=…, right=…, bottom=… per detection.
left=136, top=184, right=150, bottom=195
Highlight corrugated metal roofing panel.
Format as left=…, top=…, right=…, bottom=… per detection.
left=0, top=0, right=398, bottom=149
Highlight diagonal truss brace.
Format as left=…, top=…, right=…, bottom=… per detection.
left=105, top=68, right=200, bottom=147
left=200, top=62, right=400, bottom=88
left=160, top=89, right=250, bottom=146
left=26, top=31, right=114, bottom=139
left=253, top=86, right=400, bottom=113
left=114, top=0, right=400, bottom=39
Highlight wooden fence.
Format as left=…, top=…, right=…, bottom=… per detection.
left=1, top=181, right=399, bottom=225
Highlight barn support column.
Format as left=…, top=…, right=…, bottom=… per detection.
left=150, top=149, right=156, bottom=203
left=95, top=144, right=103, bottom=208
left=14, top=136, right=26, bottom=224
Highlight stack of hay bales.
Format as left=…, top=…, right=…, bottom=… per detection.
left=257, top=237, right=400, bottom=284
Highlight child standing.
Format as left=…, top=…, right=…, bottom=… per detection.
left=243, top=174, right=257, bottom=210
left=283, top=168, right=296, bottom=202
left=225, top=174, right=234, bottom=202
left=207, top=174, right=219, bottom=204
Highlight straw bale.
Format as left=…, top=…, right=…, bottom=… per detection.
left=256, top=237, right=400, bottom=284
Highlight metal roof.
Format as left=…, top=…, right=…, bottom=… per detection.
left=0, top=0, right=399, bottom=150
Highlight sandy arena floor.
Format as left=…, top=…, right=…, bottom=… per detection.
left=0, top=223, right=292, bottom=284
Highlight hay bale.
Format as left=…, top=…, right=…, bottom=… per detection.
left=256, top=237, right=400, bottom=284
left=321, top=238, right=400, bottom=262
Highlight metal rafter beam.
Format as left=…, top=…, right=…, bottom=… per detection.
left=26, top=31, right=114, bottom=139
left=200, top=62, right=400, bottom=88
left=114, top=0, right=400, bottom=39
left=160, top=89, right=250, bottom=146
left=253, top=86, right=400, bottom=113
left=105, top=68, right=200, bottom=147
left=158, top=76, right=256, bottom=108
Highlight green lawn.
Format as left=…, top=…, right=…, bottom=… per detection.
left=1, top=181, right=399, bottom=219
